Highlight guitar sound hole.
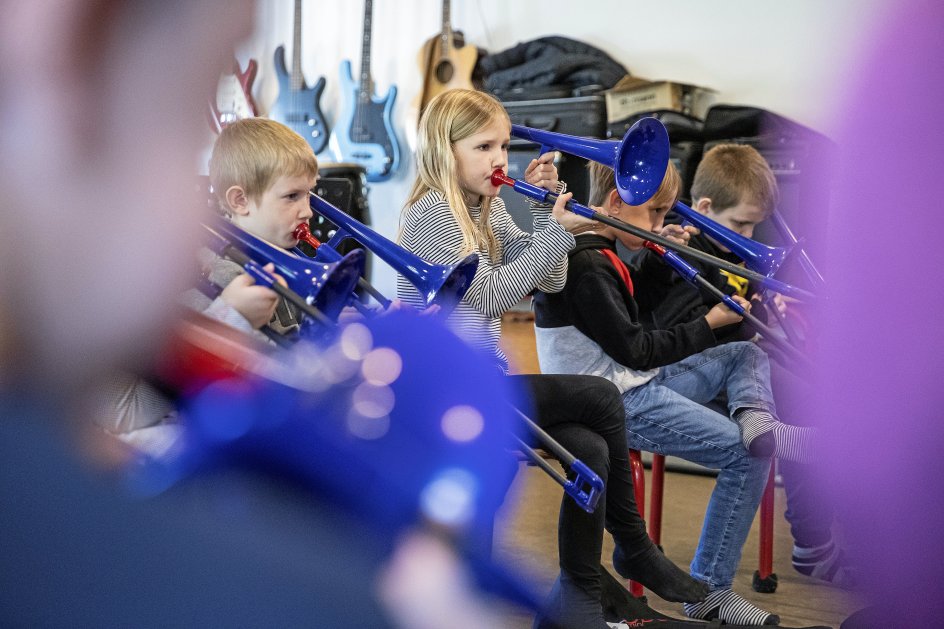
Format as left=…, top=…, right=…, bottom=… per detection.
left=435, top=60, right=455, bottom=83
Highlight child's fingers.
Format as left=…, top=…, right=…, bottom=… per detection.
left=230, top=273, right=254, bottom=288
left=732, top=295, right=751, bottom=311
left=552, top=191, right=573, bottom=215
left=523, top=158, right=539, bottom=177
left=261, top=262, right=287, bottom=287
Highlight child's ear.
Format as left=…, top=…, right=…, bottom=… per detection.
left=225, top=185, right=250, bottom=216
left=607, top=189, right=623, bottom=215
left=694, top=197, right=713, bottom=215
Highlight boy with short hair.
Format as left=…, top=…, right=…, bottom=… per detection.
left=645, top=144, right=781, bottom=338
left=96, top=118, right=314, bottom=443
left=641, top=144, right=853, bottom=588
left=193, top=117, right=321, bottom=335
left=533, top=161, right=813, bottom=625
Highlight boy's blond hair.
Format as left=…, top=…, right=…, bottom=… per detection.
left=209, top=118, right=318, bottom=211
left=404, top=89, right=508, bottom=261
left=587, top=160, right=681, bottom=210
left=690, top=144, right=779, bottom=215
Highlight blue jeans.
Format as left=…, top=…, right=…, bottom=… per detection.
left=620, top=341, right=773, bottom=589
left=759, top=337, right=834, bottom=548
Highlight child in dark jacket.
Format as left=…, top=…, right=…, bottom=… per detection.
left=636, top=144, right=854, bottom=588
left=533, top=160, right=815, bottom=625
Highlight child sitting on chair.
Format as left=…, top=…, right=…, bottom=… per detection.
left=533, top=160, right=815, bottom=625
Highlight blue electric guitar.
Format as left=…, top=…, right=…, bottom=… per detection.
left=330, top=0, right=401, bottom=182
left=270, top=0, right=330, bottom=155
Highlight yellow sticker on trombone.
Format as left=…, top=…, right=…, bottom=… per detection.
left=719, top=268, right=750, bottom=298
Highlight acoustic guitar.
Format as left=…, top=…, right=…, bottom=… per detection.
left=406, top=0, right=478, bottom=145
left=270, top=0, right=330, bottom=155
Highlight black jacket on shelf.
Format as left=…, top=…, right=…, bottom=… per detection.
left=478, top=36, right=627, bottom=94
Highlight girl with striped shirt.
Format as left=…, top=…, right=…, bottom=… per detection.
left=397, top=89, right=707, bottom=629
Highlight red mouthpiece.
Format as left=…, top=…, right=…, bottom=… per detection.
left=293, top=223, right=320, bottom=249
left=490, top=169, right=514, bottom=188
left=644, top=241, right=667, bottom=255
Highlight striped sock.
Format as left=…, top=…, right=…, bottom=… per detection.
left=735, top=408, right=817, bottom=464
left=683, top=588, right=780, bottom=626
left=793, top=540, right=857, bottom=588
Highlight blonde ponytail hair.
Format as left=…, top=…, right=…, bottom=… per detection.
left=404, top=89, right=509, bottom=260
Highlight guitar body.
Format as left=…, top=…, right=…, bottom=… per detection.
left=209, top=58, right=259, bottom=132
left=404, top=14, right=478, bottom=148
left=330, top=60, right=400, bottom=182
left=415, top=33, right=477, bottom=113
left=270, top=45, right=330, bottom=155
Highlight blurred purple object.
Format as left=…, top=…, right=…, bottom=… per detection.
left=819, top=0, right=944, bottom=624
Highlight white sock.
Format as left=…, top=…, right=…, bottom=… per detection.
left=736, top=408, right=816, bottom=464
left=684, top=588, right=779, bottom=625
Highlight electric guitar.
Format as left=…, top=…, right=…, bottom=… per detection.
left=270, top=0, right=330, bottom=154
left=210, top=58, right=258, bottom=130
left=407, top=0, right=477, bottom=142
left=330, top=0, right=400, bottom=182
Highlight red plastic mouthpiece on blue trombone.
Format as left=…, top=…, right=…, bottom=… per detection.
left=490, top=170, right=595, bottom=219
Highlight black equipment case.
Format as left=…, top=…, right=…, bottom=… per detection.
left=499, top=94, right=606, bottom=232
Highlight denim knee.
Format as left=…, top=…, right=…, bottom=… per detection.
left=730, top=340, right=766, bottom=362
left=733, top=446, right=772, bottom=486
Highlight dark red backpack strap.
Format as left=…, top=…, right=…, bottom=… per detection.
left=599, top=248, right=634, bottom=297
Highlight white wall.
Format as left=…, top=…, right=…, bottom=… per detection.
left=232, top=0, right=892, bottom=295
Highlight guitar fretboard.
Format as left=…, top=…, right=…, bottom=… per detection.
left=291, top=0, right=303, bottom=90
left=439, top=0, right=453, bottom=58
left=358, top=0, right=373, bottom=102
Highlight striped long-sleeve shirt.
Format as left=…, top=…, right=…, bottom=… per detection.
left=397, top=188, right=574, bottom=370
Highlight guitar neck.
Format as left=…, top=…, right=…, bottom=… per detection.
left=291, top=0, right=303, bottom=90
left=439, top=0, right=453, bottom=57
left=358, top=0, right=373, bottom=101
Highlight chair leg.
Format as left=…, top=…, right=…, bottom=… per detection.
left=627, top=449, right=645, bottom=597
left=649, top=454, right=665, bottom=547
left=753, top=461, right=779, bottom=593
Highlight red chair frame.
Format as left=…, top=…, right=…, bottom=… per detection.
left=626, top=451, right=777, bottom=596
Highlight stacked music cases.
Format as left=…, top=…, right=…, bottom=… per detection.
left=499, top=95, right=607, bottom=233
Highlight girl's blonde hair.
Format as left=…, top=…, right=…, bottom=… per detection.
left=404, top=89, right=509, bottom=260
left=209, top=118, right=318, bottom=212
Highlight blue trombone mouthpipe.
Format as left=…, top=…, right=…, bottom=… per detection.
left=660, top=249, right=746, bottom=316
left=650, top=243, right=747, bottom=317
left=492, top=171, right=596, bottom=219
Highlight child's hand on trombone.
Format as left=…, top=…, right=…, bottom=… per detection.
left=337, top=299, right=442, bottom=325
left=221, top=263, right=283, bottom=329
left=551, top=192, right=600, bottom=234
left=658, top=223, right=699, bottom=247
left=705, top=294, right=750, bottom=329
left=762, top=292, right=789, bottom=318
left=524, top=151, right=560, bottom=193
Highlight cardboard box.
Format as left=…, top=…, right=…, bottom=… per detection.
left=605, top=77, right=717, bottom=123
